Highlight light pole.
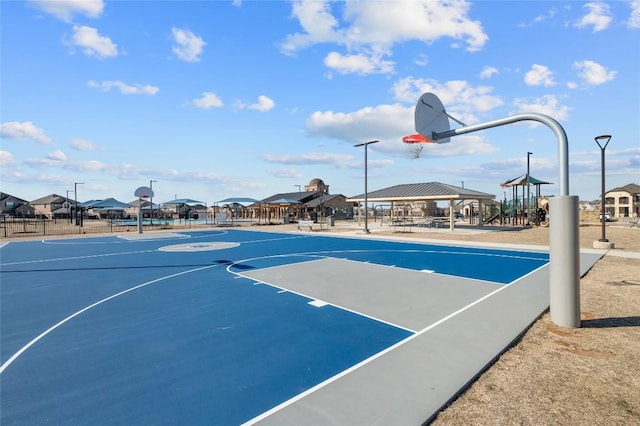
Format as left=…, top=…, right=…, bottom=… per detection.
left=66, top=189, right=74, bottom=223
left=295, top=184, right=301, bottom=221
left=526, top=152, right=532, bottom=225
left=74, top=182, right=84, bottom=226
left=149, top=180, right=157, bottom=225
left=354, top=140, right=379, bottom=233
left=595, top=135, right=612, bottom=243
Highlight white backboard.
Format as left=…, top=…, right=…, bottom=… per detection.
left=134, top=186, right=154, bottom=198
left=415, top=93, right=451, bottom=143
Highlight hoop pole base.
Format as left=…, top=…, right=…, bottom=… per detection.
left=549, top=196, right=580, bottom=328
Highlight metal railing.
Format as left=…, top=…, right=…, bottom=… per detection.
left=0, top=217, right=218, bottom=239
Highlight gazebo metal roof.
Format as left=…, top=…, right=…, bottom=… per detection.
left=500, top=175, right=552, bottom=187
left=217, top=197, right=260, bottom=205
left=347, top=182, right=495, bottom=203
left=163, top=198, right=204, bottom=205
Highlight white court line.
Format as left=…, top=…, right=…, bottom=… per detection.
left=241, top=281, right=512, bottom=426
left=0, top=264, right=219, bottom=375
left=1, top=249, right=159, bottom=267
left=226, top=254, right=417, bottom=334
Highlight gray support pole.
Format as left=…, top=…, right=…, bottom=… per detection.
left=364, top=144, right=369, bottom=233
left=549, top=196, right=580, bottom=327
left=433, top=112, right=580, bottom=328
left=138, top=197, right=143, bottom=234
left=449, top=199, right=454, bottom=231
left=354, top=140, right=379, bottom=234
left=599, top=145, right=607, bottom=242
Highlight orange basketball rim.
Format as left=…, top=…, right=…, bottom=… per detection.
left=402, top=133, right=433, bottom=158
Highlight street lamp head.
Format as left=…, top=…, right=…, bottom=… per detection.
left=353, top=140, right=380, bottom=147
left=594, top=134, right=611, bottom=149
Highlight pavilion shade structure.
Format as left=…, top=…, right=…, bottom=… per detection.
left=347, top=182, right=495, bottom=203
left=81, top=198, right=130, bottom=210
left=163, top=198, right=205, bottom=205
left=500, top=175, right=552, bottom=187
left=217, top=198, right=260, bottom=206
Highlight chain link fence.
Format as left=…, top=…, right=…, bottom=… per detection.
left=0, top=217, right=216, bottom=239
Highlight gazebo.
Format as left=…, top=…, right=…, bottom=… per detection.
left=347, top=182, right=495, bottom=231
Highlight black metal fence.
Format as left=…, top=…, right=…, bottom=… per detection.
left=0, top=217, right=216, bottom=239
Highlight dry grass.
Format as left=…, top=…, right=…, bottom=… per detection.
left=369, top=224, right=640, bottom=426
left=431, top=253, right=640, bottom=426
left=316, top=223, right=640, bottom=425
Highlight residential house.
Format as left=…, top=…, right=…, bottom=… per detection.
left=30, top=194, right=74, bottom=219
left=605, top=183, right=640, bottom=218
left=0, top=193, right=32, bottom=217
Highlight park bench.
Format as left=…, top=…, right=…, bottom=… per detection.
left=297, top=220, right=327, bottom=232
left=297, top=220, right=315, bottom=231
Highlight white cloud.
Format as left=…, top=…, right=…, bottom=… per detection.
left=87, top=80, right=159, bottom=95
left=243, top=95, right=275, bottom=112
left=171, top=28, right=206, bottom=62
left=324, top=51, right=394, bottom=75
left=47, top=150, right=67, bottom=162
left=0, top=150, right=17, bottom=167
left=28, top=0, right=104, bottom=22
left=70, top=138, right=105, bottom=151
left=281, top=0, right=488, bottom=75
left=629, top=0, right=640, bottom=28
left=263, top=152, right=357, bottom=168
left=190, top=92, right=224, bottom=109
left=391, top=77, right=503, bottom=124
left=534, top=7, right=559, bottom=23
left=524, top=64, right=556, bottom=87
left=414, top=54, right=429, bottom=67
left=0, top=121, right=53, bottom=144
left=479, top=66, right=499, bottom=79
left=306, top=103, right=413, bottom=144
left=573, top=60, right=617, bottom=85
left=68, top=160, right=107, bottom=172
left=269, top=168, right=303, bottom=179
left=512, top=95, right=572, bottom=122
left=301, top=99, right=499, bottom=159
left=575, top=2, right=612, bottom=32
left=68, top=25, right=118, bottom=59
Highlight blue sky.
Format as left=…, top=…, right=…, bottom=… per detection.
left=1, top=0, right=639, bottom=206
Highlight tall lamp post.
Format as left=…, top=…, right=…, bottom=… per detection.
left=353, top=140, right=379, bottom=233
left=66, top=189, right=74, bottom=223
left=595, top=135, right=612, bottom=244
left=149, top=180, right=157, bottom=225
left=294, top=184, right=302, bottom=222
left=74, top=182, right=84, bottom=226
left=526, top=151, right=533, bottom=225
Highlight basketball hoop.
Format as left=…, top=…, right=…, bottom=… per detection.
left=402, top=134, right=432, bottom=159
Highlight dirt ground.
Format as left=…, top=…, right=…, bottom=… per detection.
left=3, top=222, right=639, bottom=424
left=336, top=223, right=640, bottom=425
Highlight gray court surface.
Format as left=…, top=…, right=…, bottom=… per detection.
left=241, top=245, right=603, bottom=425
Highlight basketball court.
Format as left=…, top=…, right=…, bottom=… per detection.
left=0, top=228, right=603, bottom=424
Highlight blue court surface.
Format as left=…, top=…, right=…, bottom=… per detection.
left=0, top=229, right=600, bottom=425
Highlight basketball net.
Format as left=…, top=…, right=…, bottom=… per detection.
left=402, top=133, right=430, bottom=159
left=407, top=143, right=424, bottom=159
